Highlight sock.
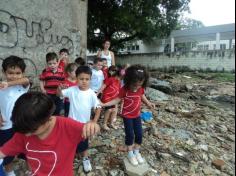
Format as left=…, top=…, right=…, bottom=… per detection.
left=134, top=149, right=140, bottom=155
left=128, top=151, right=135, bottom=158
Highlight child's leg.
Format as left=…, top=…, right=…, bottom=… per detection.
left=64, top=101, right=70, bottom=117
left=123, top=118, right=138, bottom=166
left=0, top=129, right=15, bottom=175
left=133, top=117, right=144, bottom=164
left=110, top=106, right=118, bottom=129
left=77, top=139, right=92, bottom=173
left=48, top=94, right=63, bottom=115
left=103, top=108, right=112, bottom=130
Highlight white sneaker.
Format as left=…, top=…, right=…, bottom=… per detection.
left=83, top=159, right=92, bottom=173
left=128, top=155, right=139, bottom=166
left=135, top=153, right=145, bottom=164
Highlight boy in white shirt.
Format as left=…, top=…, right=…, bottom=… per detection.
left=58, top=66, right=101, bottom=173
left=0, top=56, right=30, bottom=176
left=90, top=58, right=104, bottom=96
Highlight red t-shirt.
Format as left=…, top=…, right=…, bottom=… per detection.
left=102, top=68, right=109, bottom=81
left=64, top=79, right=78, bottom=102
left=102, top=77, right=121, bottom=103
left=0, top=117, right=84, bottom=176
left=39, top=67, right=65, bottom=95
left=119, top=87, right=145, bottom=118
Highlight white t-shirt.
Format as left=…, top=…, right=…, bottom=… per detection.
left=62, top=86, right=100, bottom=123
left=0, top=85, right=29, bottom=130
left=90, top=69, right=104, bottom=92
left=101, top=51, right=112, bottom=67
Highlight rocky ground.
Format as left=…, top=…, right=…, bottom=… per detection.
left=12, top=72, right=235, bottom=176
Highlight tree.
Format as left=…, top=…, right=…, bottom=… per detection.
left=177, top=17, right=205, bottom=30
left=88, top=0, right=190, bottom=52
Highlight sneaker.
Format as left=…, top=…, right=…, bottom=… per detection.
left=135, top=153, right=145, bottom=164
left=128, top=155, right=139, bottom=166
left=83, top=158, right=92, bottom=173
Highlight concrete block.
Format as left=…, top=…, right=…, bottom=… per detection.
left=123, top=158, right=150, bottom=176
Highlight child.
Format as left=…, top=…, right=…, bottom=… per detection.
left=75, top=57, right=86, bottom=67
left=63, top=63, right=78, bottom=117
left=0, top=56, right=30, bottom=176
left=90, top=58, right=104, bottom=96
left=101, top=65, right=155, bottom=166
left=0, top=92, right=100, bottom=176
left=58, top=48, right=70, bottom=70
left=101, top=66, right=121, bottom=130
left=101, top=58, right=109, bottom=81
left=39, top=52, right=65, bottom=115
left=58, top=66, right=102, bottom=173
left=87, top=60, right=94, bottom=69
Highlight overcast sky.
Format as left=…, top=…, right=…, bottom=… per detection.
left=185, top=0, right=235, bottom=26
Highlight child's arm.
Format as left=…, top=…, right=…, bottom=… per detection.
left=0, top=115, right=4, bottom=128
left=111, top=52, right=115, bottom=66
left=96, top=83, right=105, bottom=96
left=82, top=121, right=100, bottom=139
left=40, top=80, right=47, bottom=94
left=142, top=95, right=155, bottom=109
left=56, top=84, right=69, bottom=97
left=101, top=98, right=121, bottom=107
left=0, top=77, right=30, bottom=89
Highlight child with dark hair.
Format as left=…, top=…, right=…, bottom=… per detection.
left=63, top=63, right=78, bottom=117
left=101, top=58, right=109, bottom=80
left=101, top=65, right=155, bottom=166
left=0, top=92, right=100, bottom=176
left=75, top=57, right=86, bottom=66
left=90, top=58, right=104, bottom=96
left=100, top=66, right=121, bottom=130
left=58, top=48, right=70, bottom=69
left=39, top=52, right=65, bottom=115
left=58, top=66, right=101, bottom=173
left=0, top=56, right=30, bottom=176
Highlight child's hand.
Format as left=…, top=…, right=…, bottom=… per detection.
left=147, top=102, right=156, bottom=109
left=82, top=121, right=100, bottom=139
left=0, top=115, right=5, bottom=128
left=0, top=81, right=8, bottom=89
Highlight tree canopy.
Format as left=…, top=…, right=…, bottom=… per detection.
left=88, top=0, right=190, bottom=51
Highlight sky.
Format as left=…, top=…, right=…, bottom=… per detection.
left=185, top=0, right=235, bottom=26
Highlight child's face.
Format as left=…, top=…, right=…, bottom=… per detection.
left=77, top=73, right=91, bottom=90
left=60, top=52, right=69, bottom=60
left=47, top=59, right=59, bottom=71
left=26, top=120, right=51, bottom=137
left=104, top=41, right=111, bottom=50
left=94, top=61, right=103, bottom=71
left=130, top=80, right=144, bottom=92
left=103, top=60, right=108, bottom=68
left=67, top=68, right=77, bottom=80
left=3, top=66, right=24, bottom=82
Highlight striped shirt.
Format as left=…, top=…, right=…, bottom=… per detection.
left=39, top=67, right=65, bottom=95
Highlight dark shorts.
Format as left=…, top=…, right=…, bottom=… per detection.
left=76, top=139, right=89, bottom=153
left=0, top=129, right=15, bottom=166
left=104, top=105, right=116, bottom=111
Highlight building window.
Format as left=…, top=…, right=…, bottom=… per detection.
left=136, top=45, right=140, bottom=51
left=127, top=46, right=131, bottom=51
left=132, top=45, right=136, bottom=51
left=220, top=44, right=226, bottom=50
left=204, top=45, right=209, bottom=50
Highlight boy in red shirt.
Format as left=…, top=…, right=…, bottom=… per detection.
left=0, top=92, right=100, bottom=176
left=58, top=48, right=70, bottom=70
left=39, top=52, right=65, bottom=115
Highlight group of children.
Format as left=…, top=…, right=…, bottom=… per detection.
left=0, top=48, right=155, bottom=175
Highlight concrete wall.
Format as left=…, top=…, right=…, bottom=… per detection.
left=0, top=0, right=87, bottom=84
left=116, top=50, right=235, bottom=72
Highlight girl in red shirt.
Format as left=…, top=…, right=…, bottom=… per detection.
left=101, top=65, right=155, bottom=166
left=63, top=63, right=78, bottom=117
left=101, top=66, right=121, bottom=130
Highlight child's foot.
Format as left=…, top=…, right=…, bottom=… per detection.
left=135, top=153, right=145, bottom=164
left=82, top=158, right=92, bottom=173
left=128, top=155, right=139, bottom=166
left=103, top=124, right=110, bottom=131
left=110, top=123, right=118, bottom=130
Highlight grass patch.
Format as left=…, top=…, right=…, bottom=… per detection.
left=211, top=73, right=235, bottom=82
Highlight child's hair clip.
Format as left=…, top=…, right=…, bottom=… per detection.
left=137, top=69, right=144, bottom=73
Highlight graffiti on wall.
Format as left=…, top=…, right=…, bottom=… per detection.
left=0, top=9, right=79, bottom=54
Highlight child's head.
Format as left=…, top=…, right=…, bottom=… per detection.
left=65, top=63, right=78, bottom=79
left=101, top=58, right=108, bottom=68
left=124, top=65, right=149, bottom=91
left=2, top=56, right=26, bottom=82
left=75, top=57, right=86, bottom=66
left=12, top=92, right=55, bottom=135
left=59, top=48, right=69, bottom=58
left=46, top=52, right=59, bottom=71
left=75, top=66, right=92, bottom=90
left=103, top=40, right=111, bottom=50
left=108, top=65, right=120, bottom=77
left=87, top=60, right=94, bottom=68
left=93, top=58, right=103, bottom=71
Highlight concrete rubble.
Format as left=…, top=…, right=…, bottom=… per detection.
left=13, top=72, right=235, bottom=176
